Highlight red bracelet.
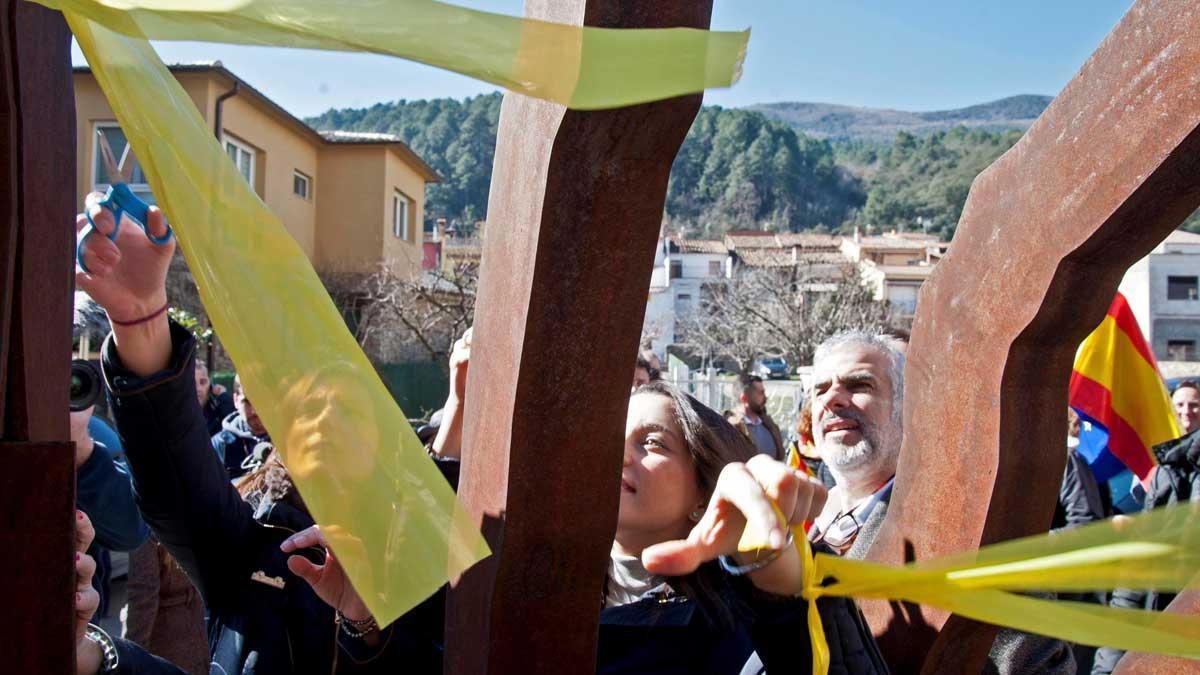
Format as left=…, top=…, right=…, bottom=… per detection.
left=110, top=301, right=170, bottom=327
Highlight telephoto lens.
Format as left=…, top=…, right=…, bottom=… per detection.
left=70, top=359, right=103, bottom=412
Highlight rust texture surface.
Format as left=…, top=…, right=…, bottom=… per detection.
left=861, top=0, right=1200, bottom=671
left=443, top=2, right=713, bottom=672
left=0, top=1, right=78, bottom=671
left=1112, top=583, right=1200, bottom=675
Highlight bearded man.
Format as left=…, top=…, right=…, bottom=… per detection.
left=806, top=331, right=1075, bottom=674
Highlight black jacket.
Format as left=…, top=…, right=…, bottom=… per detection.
left=1091, top=430, right=1199, bottom=675
left=343, top=474, right=886, bottom=674
left=1052, top=447, right=1107, bottom=531
left=103, top=322, right=460, bottom=675
left=204, top=390, right=236, bottom=438
left=211, top=411, right=270, bottom=480
left=102, top=323, right=338, bottom=674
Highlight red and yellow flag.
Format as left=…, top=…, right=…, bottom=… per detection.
left=1069, top=293, right=1180, bottom=479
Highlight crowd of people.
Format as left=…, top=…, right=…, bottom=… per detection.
left=67, top=192, right=1199, bottom=674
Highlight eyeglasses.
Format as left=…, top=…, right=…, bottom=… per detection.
left=811, top=510, right=861, bottom=552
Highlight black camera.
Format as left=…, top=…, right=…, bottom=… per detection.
left=70, top=359, right=103, bottom=412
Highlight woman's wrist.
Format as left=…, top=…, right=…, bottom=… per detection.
left=109, top=298, right=172, bottom=378
left=339, top=599, right=373, bottom=623
left=76, top=635, right=103, bottom=675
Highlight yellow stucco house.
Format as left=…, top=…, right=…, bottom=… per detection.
left=73, top=61, right=439, bottom=276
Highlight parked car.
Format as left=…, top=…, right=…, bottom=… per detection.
left=752, top=356, right=790, bottom=380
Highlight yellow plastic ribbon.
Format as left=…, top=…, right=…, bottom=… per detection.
left=36, top=0, right=748, bottom=110
left=741, top=502, right=1200, bottom=675
left=69, top=14, right=490, bottom=626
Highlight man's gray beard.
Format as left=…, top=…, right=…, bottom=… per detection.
left=821, top=419, right=901, bottom=476
left=824, top=437, right=877, bottom=471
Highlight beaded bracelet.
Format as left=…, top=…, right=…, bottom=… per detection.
left=337, top=611, right=379, bottom=639
left=718, top=529, right=795, bottom=576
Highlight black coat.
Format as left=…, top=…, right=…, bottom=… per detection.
left=344, top=474, right=887, bottom=674
left=103, top=321, right=337, bottom=674
left=1091, top=430, right=1199, bottom=675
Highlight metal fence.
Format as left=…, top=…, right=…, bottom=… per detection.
left=665, top=369, right=805, bottom=443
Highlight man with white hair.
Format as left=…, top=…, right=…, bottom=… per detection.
left=807, top=330, right=1075, bottom=674
left=806, top=331, right=903, bottom=556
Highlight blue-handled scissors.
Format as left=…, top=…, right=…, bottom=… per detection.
left=77, top=130, right=173, bottom=273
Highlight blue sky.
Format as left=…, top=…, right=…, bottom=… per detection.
left=71, top=0, right=1134, bottom=119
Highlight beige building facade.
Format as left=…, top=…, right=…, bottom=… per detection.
left=73, top=62, right=438, bottom=276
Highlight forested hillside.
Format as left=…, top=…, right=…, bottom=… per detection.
left=308, top=95, right=1200, bottom=238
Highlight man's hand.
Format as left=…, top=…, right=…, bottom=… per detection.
left=642, top=455, right=826, bottom=597
left=70, top=406, right=96, bottom=470
left=281, top=525, right=372, bottom=622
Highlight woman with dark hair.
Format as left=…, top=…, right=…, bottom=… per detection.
left=76, top=196, right=885, bottom=674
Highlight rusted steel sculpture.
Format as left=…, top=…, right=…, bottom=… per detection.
left=0, top=1, right=77, bottom=671
left=864, top=0, right=1200, bottom=671
left=1113, top=583, right=1200, bottom=675
left=444, top=2, right=714, bottom=672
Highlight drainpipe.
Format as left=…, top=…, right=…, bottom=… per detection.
left=209, top=79, right=239, bottom=375
left=213, top=80, right=240, bottom=142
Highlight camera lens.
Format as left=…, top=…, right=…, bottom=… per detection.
left=70, top=359, right=103, bottom=412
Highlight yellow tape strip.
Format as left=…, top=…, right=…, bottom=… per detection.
left=38, top=0, right=748, bottom=110
left=790, top=503, right=1200, bottom=674
left=69, top=13, right=491, bottom=627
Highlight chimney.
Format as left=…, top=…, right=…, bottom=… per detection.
left=436, top=218, right=447, bottom=241
left=791, top=246, right=798, bottom=264
left=853, top=225, right=861, bottom=244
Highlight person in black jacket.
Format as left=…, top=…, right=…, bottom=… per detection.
left=1091, top=426, right=1199, bottom=675
left=210, top=374, right=270, bottom=480
left=195, top=359, right=235, bottom=438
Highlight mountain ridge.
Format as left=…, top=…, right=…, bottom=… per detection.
left=748, top=94, right=1053, bottom=141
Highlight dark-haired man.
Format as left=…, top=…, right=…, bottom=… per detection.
left=725, top=375, right=784, bottom=460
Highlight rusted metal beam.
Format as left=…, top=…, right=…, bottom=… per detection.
left=861, top=0, right=1200, bottom=671
left=0, top=1, right=77, bottom=671
left=444, top=2, right=711, bottom=672
left=1112, top=582, right=1200, bottom=675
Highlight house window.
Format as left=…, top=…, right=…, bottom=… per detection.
left=708, top=260, right=722, bottom=276
left=676, top=293, right=692, bottom=310
left=393, top=191, right=410, bottom=240
left=669, top=260, right=682, bottom=279
left=1167, top=276, right=1199, bottom=301
left=1167, top=340, right=1196, bottom=361
left=92, top=123, right=153, bottom=203
left=293, top=171, right=311, bottom=200
left=224, top=135, right=255, bottom=186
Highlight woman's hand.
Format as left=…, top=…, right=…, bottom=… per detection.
left=281, top=525, right=372, bottom=622
left=75, top=511, right=104, bottom=675
left=74, top=192, right=175, bottom=376
left=75, top=192, right=174, bottom=322
left=641, top=455, right=827, bottom=597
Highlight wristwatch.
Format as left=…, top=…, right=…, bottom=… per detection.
left=85, top=623, right=120, bottom=673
